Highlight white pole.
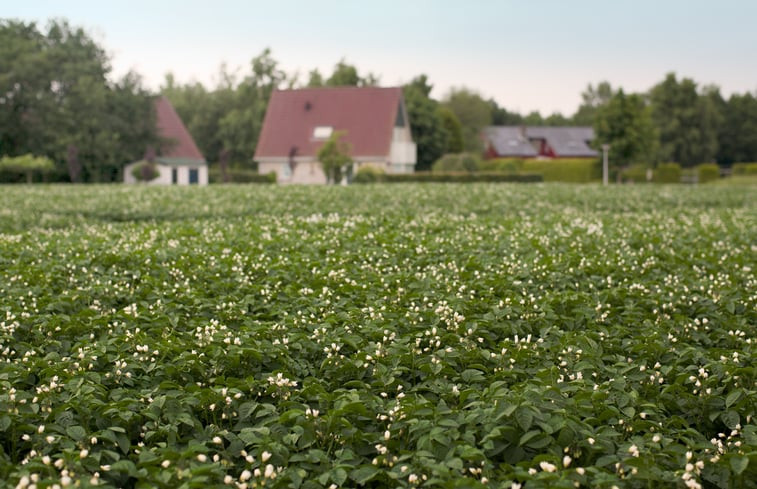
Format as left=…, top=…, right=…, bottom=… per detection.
left=601, top=144, right=610, bottom=186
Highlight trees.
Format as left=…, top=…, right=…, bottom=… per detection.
left=317, top=131, right=352, bottom=184
left=441, top=88, right=492, bottom=152
left=649, top=73, right=721, bottom=166
left=716, top=92, right=757, bottom=165
left=489, top=99, right=524, bottom=125
left=594, top=89, right=658, bottom=170
left=162, top=48, right=288, bottom=168
left=573, top=82, right=615, bottom=126
left=325, top=59, right=378, bottom=87
left=402, top=75, right=447, bottom=171
left=0, top=19, right=159, bottom=182
left=437, top=107, right=464, bottom=153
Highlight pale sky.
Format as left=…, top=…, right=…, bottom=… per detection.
left=6, top=0, right=757, bottom=115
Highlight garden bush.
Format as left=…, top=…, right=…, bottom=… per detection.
left=653, top=162, right=682, bottom=183
left=621, top=164, right=652, bottom=183
left=130, top=161, right=160, bottom=181
left=352, top=166, right=386, bottom=183
left=696, top=163, right=720, bottom=183
left=731, top=162, right=757, bottom=175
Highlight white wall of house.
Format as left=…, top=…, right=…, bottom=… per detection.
left=259, top=159, right=328, bottom=184
left=389, top=126, right=416, bottom=171
left=124, top=163, right=208, bottom=185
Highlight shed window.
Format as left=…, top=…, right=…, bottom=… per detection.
left=189, top=168, right=198, bottom=184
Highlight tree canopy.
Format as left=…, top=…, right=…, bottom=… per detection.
left=0, top=19, right=159, bottom=182
left=594, top=90, right=658, bottom=169
left=442, top=88, right=492, bottom=152
left=650, top=73, right=721, bottom=167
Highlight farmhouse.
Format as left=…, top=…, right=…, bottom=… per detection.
left=124, top=96, right=208, bottom=185
left=484, top=126, right=598, bottom=159
left=255, top=86, right=416, bottom=184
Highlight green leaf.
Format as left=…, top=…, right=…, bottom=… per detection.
left=722, top=410, right=740, bottom=430
left=730, top=455, right=748, bottom=475
left=0, top=416, right=11, bottom=432
left=239, top=401, right=257, bottom=420
left=725, top=389, right=742, bottom=408
left=515, top=407, right=533, bottom=432
left=66, top=425, right=87, bottom=441
left=332, top=467, right=348, bottom=486
left=350, top=465, right=379, bottom=484
left=519, top=430, right=540, bottom=446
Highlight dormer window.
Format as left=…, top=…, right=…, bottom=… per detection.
left=313, top=126, right=333, bottom=140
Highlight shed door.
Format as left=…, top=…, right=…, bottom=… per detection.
left=189, top=168, right=198, bottom=184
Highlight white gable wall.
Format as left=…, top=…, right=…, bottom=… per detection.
left=123, top=162, right=208, bottom=185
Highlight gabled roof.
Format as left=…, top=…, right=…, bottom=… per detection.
left=155, top=96, right=205, bottom=163
left=254, top=86, right=403, bottom=159
left=483, top=126, right=538, bottom=157
left=485, top=126, right=598, bottom=158
left=527, top=127, right=597, bottom=157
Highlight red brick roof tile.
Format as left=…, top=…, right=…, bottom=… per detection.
left=155, top=96, right=205, bottom=161
left=254, top=86, right=402, bottom=159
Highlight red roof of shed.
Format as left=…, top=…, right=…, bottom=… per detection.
left=155, top=96, right=205, bottom=161
left=254, top=86, right=402, bottom=159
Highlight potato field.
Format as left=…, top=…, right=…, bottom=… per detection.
left=0, top=184, right=755, bottom=489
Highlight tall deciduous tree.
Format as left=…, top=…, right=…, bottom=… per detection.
left=442, top=88, right=492, bottom=152
left=649, top=73, right=721, bottom=166
left=717, top=92, right=757, bottom=165
left=325, top=59, right=378, bottom=87
left=594, top=89, right=658, bottom=169
left=573, top=81, right=615, bottom=125
left=403, top=75, right=447, bottom=171
left=0, top=19, right=159, bottom=182
left=437, top=107, right=464, bottom=154
left=489, top=99, right=524, bottom=125
left=162, top=48, right=288, bottom=168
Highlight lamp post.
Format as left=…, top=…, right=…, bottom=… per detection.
left=601, top=144, right=610, bottom=186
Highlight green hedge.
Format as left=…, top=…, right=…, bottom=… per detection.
left=352, top=166, right=386, bottom=183
left=521, top=158, right=600, bottom=183
left=378, top=172, right=542, bottom=183
left=732, top=162, right=757, bottom=175
left=696, top=163, right=720, bottom=183
left=653, top=162, right=682, bottom=183
left=622, top=164, right=652, bottom=183
left=431, top=153, right=481, bottom=173
left=477, top=158, right=525, bottom=173
left=209, top=167, right=276, bottom=184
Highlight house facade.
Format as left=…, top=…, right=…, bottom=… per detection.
left=124, top=96, right=208, bottom=185
left=484, top=126, right=598, bottom=159
left=254, top=86, right=416, bottom=184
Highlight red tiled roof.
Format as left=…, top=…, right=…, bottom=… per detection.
left=254, top=86, right=402, bottom=159
left=155, top=96, right=205, bottom=161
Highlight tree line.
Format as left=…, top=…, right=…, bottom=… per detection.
left=2, top=19, right=757, bottom=182
left=0, top=19, right=160, bottom=182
